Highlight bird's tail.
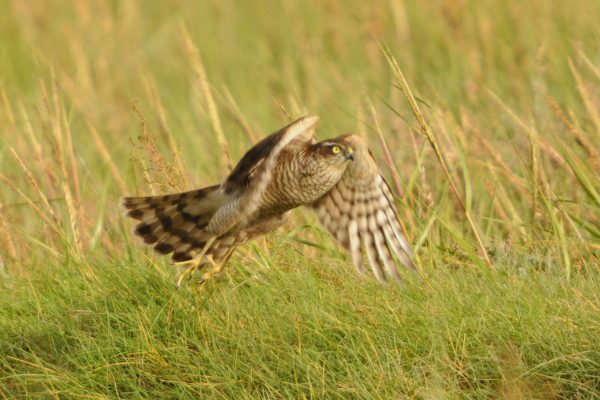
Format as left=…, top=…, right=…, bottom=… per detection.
left=121, top=185, right=226, bottom=263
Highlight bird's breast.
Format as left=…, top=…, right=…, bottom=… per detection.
left=252, top=154, right=329, bottom=218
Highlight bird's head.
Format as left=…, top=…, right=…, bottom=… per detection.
left=310, top=139, right=355, bottom=166
left=299, top=138, right=354, bottom=193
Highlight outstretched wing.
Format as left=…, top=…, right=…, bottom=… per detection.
left=121, top=185, right=234, bottom=263
left=121, top=116, right=318, bottom=264
left=206, top=115, right=319, bottom=235
left=311, top=134, right=416, bottom=283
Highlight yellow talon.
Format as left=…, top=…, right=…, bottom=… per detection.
left=199, top=246, right=236, bottom=286
left=176, top=236, right=217, bottom=287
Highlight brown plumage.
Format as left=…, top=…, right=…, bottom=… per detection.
left=121, top=116, right=416, bottom=283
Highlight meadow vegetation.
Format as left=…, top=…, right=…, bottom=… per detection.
left=0, top=0, right=599, bottom=398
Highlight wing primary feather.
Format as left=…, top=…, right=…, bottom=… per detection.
left=380, top=216, right=410, bottom=266
left=348, top=220, right=366, bottom=275
left=310, top=133, right=416, bottom=283
left=370, top=214, right=403, bottom=282
left=382, top=205, right=416, bottom=270
left=361, top=230, right=386, bottom=282
left=378, top=178, right=415, bottom=260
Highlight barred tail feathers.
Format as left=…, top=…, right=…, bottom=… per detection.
left=121, top=185, right=226, bottom=262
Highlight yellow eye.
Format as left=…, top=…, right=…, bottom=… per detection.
left=331, top=146, right=341, bottom=154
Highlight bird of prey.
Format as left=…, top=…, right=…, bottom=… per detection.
left=121, top=116, right=416, bottom=285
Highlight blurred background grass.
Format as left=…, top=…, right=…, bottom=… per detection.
left=0, top=0, right=599, bottom=398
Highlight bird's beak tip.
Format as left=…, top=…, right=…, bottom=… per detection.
left=346, top=148, right=354, bottom=161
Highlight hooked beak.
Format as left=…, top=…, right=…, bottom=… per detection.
left=345, top=147, right=354, bottom=161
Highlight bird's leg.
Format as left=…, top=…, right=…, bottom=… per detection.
left=199, top=247, right=236, bottom=286
left=176, top=236, right=217, bottom=287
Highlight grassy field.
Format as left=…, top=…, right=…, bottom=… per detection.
left=1, top=0, right=599, bottom=398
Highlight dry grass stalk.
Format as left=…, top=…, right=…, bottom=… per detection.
left=355, top=102, right=367, bottom=138
left=408, top=125, right=435, bottom=210
left=568, top=58, right=600, bottom=136
left=140, top=159, right=156, bottom=196
left=181, top=25, right=232, bottom=172
left=62, top=180, right=80, bottom=252
left=0, top=198, right=18, bottom=260
left=142, top=74, right=190, bottom=188
left=383, top=47, right=493, bottom=268
left=483, top=179, right=508, bottom=220
left=273, top=97, right=292, bottom=121
left=63, top=114, right=81, bottom=208
left=132, top=103, right=182, bottom=192
left=63, top=113, right=82, bottom=251
left=577, top=48, right=600, bottom=83
left=287, top=95, right=304, bottom=118
left=367, top=102, right=416, bottom=239
left=538, top=165, right=572, bottom=280
left=368, top=101, right=404, bottom=197
left=488, top=166, right=527, bottom=238
left=0, top=87, right=16, bottom=127
left=88, top=124, right=127, bottom=193
left=18, top=101, right=57, bottom=199
left=470, top=129, right=528, bottom=194
left=222, top=85, right=257, bottom=144
left=528, top=126, right=539, bottom=230
left=0, top=172, right=57, bottom=231
left=486, top=89, right=572, bottom=176
left=8, top=146, right=60, bottom=227
left=546, top=96, right=599, bottom=169
left=42, top=74, right=82, bottom=251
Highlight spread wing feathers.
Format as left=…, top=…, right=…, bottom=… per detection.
left=121, top=116, right=318, bottom=263
left=121, top=185, right=231, bottom=263
left=206, top=115, right=319, bottom=235
left=311, top=134, right=415, bottom=283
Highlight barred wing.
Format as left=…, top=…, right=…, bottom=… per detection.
left=121, top=185, right=233, bottom=263
left=312, top=134, right=415, bottom=283
left=122, top=116, right=318, bottom=263
left=206, top=115, right=319, bottom=235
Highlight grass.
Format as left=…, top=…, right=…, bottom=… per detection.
left=1, top=0, right=600, bottom=398
left=2, top=259, right=600, bottom=398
